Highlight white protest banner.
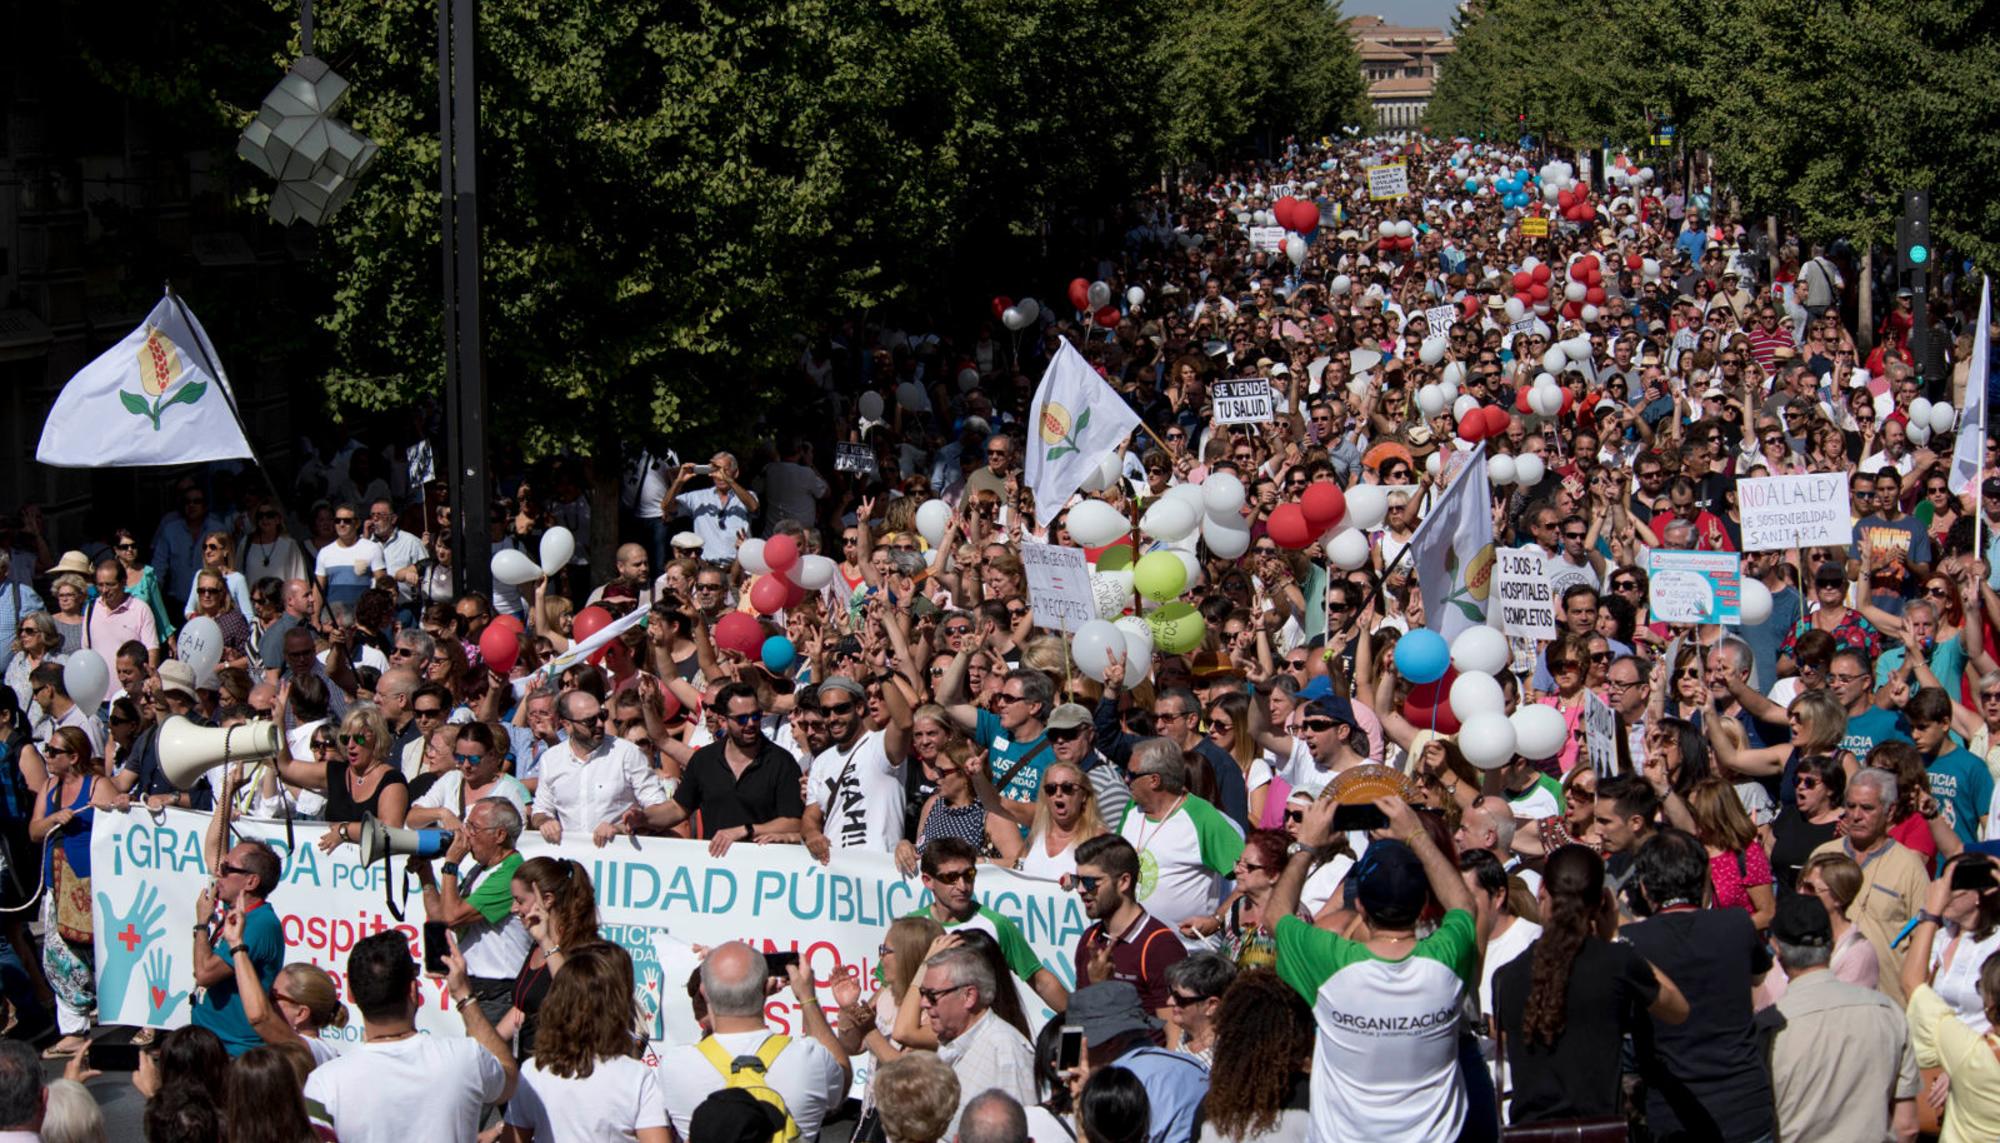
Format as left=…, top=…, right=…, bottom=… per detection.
left=1368, top=162, right=1409, bottom=200
left=1248, top=226, right=1285, bottom=253
left=1020, top=542, right=1096, bottom=631
left=90, top=810, right=1084, bottom=1041
left=1211, top=378, right=1275, bottom=426
left=1738, top=471, right=1851, bottom=551
left=1647, top=550, right=1743, bottom=625
left=834, top=441, right=877, bottom=476
left=1493, top=546, right=1556, bottom=640
left=1584, top=690, right=1621, bottom=777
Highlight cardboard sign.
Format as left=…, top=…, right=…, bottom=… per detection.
left=1738, top=471, right=1853, bottom=552
left=1584, top=689, right=1622, bottom=777
left=1212, top=378, right=1275, bottom=426
left=1248, top=226, right=1286, bottom=253
left=1368, top=162, right=1410, bottom=200
left=1424, top=304, right=1457, bottom=343
left=1519, top=216, right=1550, bottom=238
left=1493, top=546, right=1557, bottom=640
left=834, top=441, right=877, bottom=476
left=1020, top=542, right=1097, bottom=631
left=1647, top=550, right=1744, bottom=625
left=1509, top=317, right=1538, bottom=336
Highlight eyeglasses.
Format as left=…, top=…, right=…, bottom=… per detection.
left=1208, top=719, right=1235, bottom=734
left=1605, top=678, right=1643, bottom=691
left=1283, top=809, right=1305, bottom=823
left=1589, top=651, right=1614, bottom=663
left=564, top=712, right=606, bottom=726
left=918, top=983, right=974, bottom=1006
left=822, top=701, right=857, bottom=716
left=1827, top=673, right=1868, bottom=684
left=1042, top=781, right=1080, bottom=796
left=929, top=867, right=976, bottom=886
left=942, top=624, right=971, bottom=636
left=219, top=863, right=251, bottom=878
left=311, top=738, right=338, bottom=751
left=1046, top=726, right=1085, bottom=743
left=1796, top=776, right=1821, bottom=790
left=1166, top=991, right=1208, bottom=1008
left=693, top=583, right=723, bottom=592
left=115, top=540, right=139, bottom=551
left=1301, top=717, right=1338, bottom=732
left=203, top=541, right=225, bottom=551
left=1927, top=586, right=1951, bottom=598
left=1611, top=580, right=1639, bottom=591
left=1563, top=531, right=1587, bottom=541
left=1005, top=606, right=1029, bottom=618
left=45, top=747, right=75, bottom=758
left=334, top=516, right=357, bottom=525
left=991, top=693, right=1025, bottom=707
left=413, top=706, right=444, bottom=719
left=1551, top=660, right=1581, bottom=673
left=197, top=587, right=223, bottom=597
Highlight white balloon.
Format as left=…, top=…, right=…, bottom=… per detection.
left=1426, top=451, right=1443, bottom=477
left=1638, top=167, right=1654, bottom=183
left=1088, top=281, right=1111, bottom=309
left=1449, top=671, right=1507, bottom=721
left=1172, top=549, right=1202, bottom=590
left=957, top=367, right=981, bottom=392
left=1395, top=220, right=1415, bottom=238
left=1581, top=304, right=1600, bottom=323
left=1237, top=211, right=1253, bottom=226
left=1001, top=306, right=1030, bottom=332
left=1521, top=256, right=1540, bottom=270
left=1114, top=616, right=1154, bottom=687
left=1563, top=335, right=1592, bottom=361
left=1067, top=499, right=1130, bottom=548
left=1911, top=397, right=1934, bottom=425
left=1071, top=620, right=1124, bottom=682
left=1740, top=577, right=1773, bottom=625
left=1140, top=497, right=1199, bottom=543
left=1127, top=286, right=1146, bottom=307
left=1931, top=403, right=1957, bottom=434
left=1564, top=281, right=1586, bottom=302
left=915, top=499, right=952, bottom=547
left=1330, top=274, right=1353, bottom=295
left=791, top=554, right=837, bottom=591
left=1165, top=481, right=1207, bottom=512
left=1285, top=235, right=1308, bottom=266
left=1908, top=422, right=1932, bottom=448
left=1417, top=384, right=1447, bottom=417
left=538, top=526, right=575, bottom=577
left=1378, top=221, right=1396, bottom=238
left=1092, top=571, right=1135, bottom=620
left=1326, top=527, right=1371, bottom=571
left=64, top=652, right=109, bottom=715
left=737, top=537, right=770, bottom=576
left=858, top=391, right=885, bottom=421
left=1439, top=380, right=1459, bottom=403
left=1201, top=515, right=1252, bottom=559
left=1530, top=386, right=1563, bottom=417
left=1454, top=394, right=1480, bottom=421
left=1509, top=704, right=1569, bottom=762
left=1419, top=339, right=1445, bottom=365
left=1488, top=455, right=1518, bottom=486
left=1542, top=347, right=1568, bottom=374
left=1458, top=712, right=1519, bottom=770
left=177, top=616, right=224, bottom=680
left=1514, top=453, right=1546, bottom=487
left=1504, top=298, right=1526, bottom=322
left=1450, top=626, right=1511, bottom=675
left=1344, top=484, right=1389, bottom=531
left=1441, top=361, right=1468, bottom=388
left=1017, top=297, right=1041, bottom=323
left=896, top=380, right=928, bottom=412
left=1201, top=472, right=1246, bottom=517
left=1641, top=258, right=1661, bottom=280
left=1534, top=372, right=1556, bottom=389
left=491, top=548, right=543, bottom=586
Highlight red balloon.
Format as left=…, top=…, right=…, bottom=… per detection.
left=1301, top=482, right=1347, bottom=533
left=477, top=624, right=520, bottom=676
left=1379, top=238, right=1396, bottom=251
left=1531, top=264, right=1552, bottom=283
left=763, top=533, right=799, bottom=573
left=1398, top=235, right=1415, bottom=250
left=1095, top=305, right=1121, bottom=329
left=1274, top=196, right=1299, bottom=232
left=783, top=578, right=809, bottom=608
left=656, top=688, right=681, bottom=722
left=1483, top=404, right=1511, bottom=437
left=1561, top=388, right=1576, bottom=414
left=749, top=575, right=789, bottom=615
left=1515, top=386, right=1534, bottom=414
left=1462, top=295, right=1482, bottom=318
left=1406, top=668, right=1458, bottom=708
left=490, top=614, right=525, bottom=637
left=1458, top=409, right=1488, bottom=443
left=713, top=612, right=766, bottom=659
left=1067, top=278, right=1091, bottom=311
left=1402, top=699, right=1462, bottom=736
left=1577, top=254, right=1599, bottom=272
left=1512, top=271, right=1532, bottom=291
left=1583, top=266, right=1602, bottom=287
left=1515, top=292, right=1534, bottom=309
left=1625, top=253, right=1643, bottom=271
left=1265, top=503, right=1315, bottom=550
left=572, top=605, right=614, bottom=644
left=1557, top=189, right=1575, bottom=209
left=990, top=295, right=1014, bottom=320
left=1529, top=283, right=1550, bottom=301
left=1585, top=286, right=1607, bottom=305
left=1563, top=302, right=1582, bottom=320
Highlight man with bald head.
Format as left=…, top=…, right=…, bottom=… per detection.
left=587, top=543, right=657, bottom=609
left=655, top=941, right=849, bottom=1140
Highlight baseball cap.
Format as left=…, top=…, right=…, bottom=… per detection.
left=1068, top=982, right=1160, bottom=1043
left=1354, top=840, right=1430, bottom=928
left=1308, top=695, right=1363, bottom=736
left=1045, top=703, right=1092, bottom=732
left=1769, top=894, right=1832, bottom=947
left=1983, top=477, right=2000, bottom=502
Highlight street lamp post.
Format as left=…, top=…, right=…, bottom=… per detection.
left=439, top=0, right=491, bottom=596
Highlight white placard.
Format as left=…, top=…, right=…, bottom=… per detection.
left=1425, top=305, right=1458, bottom=340
left=1585, top=689, right=1621, bottom=777
left=834, top=441, right=877, bottom=476
left=1248, top=226, right=1286, bottom=253
left=1020, top=542, right=1096, bottom=631
left=1738, top=471, right=1853, bottom=552
left=1368, top=163, right=1410, bottom=200
left=1493, top=546, right=1557, bottom=640
left=1211, top=378, right=1275, bottom=426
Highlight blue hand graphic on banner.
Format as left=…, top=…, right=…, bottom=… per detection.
left=95, top=883, right=168, bottom=1023
left=145, top=949, right=189, bottom=1024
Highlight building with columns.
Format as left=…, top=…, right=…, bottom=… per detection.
left=1350, top=15, right=1453, bottom=130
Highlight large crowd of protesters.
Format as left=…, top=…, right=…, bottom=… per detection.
left=0, top=130, right=1996, bottom=1143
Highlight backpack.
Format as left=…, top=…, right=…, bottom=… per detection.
left=696, top=1034, right=800, bottom=1143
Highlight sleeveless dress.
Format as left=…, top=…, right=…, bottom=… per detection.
left=323, top=758, right=409, bottom=822
left=918, top=798, right=998, bottom=859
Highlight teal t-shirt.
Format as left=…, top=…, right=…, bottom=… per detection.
left=974, top=708, right=1052, bottom=805
left=1876, top=635, right=1967, bottom=692
left=192, top=902, right=285, bottom=1056
left=1927, top=747, right=1994, bottom=848
left=1841, top=708, right=1911, bottom=760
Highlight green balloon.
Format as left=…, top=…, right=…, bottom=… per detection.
left=1147, top=602, right=1206, bottom=654
left=1133, top=551, right=1188, bottom=602
left=1094, top=544, right=1135, bottom=572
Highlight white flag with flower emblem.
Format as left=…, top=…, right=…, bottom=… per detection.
left=1025, top=338, right=1143, bottom=527
left=36, top=296, right=254, bottom=468
left=1410, top=441, right=1497, bottom=640
left=1950, top=277, right=1990, bottom=497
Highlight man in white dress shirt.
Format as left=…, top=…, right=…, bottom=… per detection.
left=528, top=689, right=668, bottom=846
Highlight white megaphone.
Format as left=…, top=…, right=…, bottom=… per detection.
left=356, top=814, right=456, bottom=868
left=158, top=715, right=282, bottom=791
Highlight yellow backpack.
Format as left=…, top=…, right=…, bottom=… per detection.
left=696, top=1034, right=801, bottom=1143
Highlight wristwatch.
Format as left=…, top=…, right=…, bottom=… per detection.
left=439, top=862, right=462, bottom=879
left=1919, top=910, right=1947, bottom=928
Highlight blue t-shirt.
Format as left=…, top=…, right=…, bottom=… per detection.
left=974, top=708, right=1053, bottom=806
left=192, top=902, right=285, bottom=1056
left=1877, top=636, right=1967, bottom=693
left=1927, top=747, right=1993, bottom=848
left=1841, top=707, right=1911, bottom=760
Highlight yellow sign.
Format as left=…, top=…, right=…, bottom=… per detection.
left=1519, top=216, right=1550, bottom=238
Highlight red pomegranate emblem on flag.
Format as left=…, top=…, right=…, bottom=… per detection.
left=123, top=326, right=207, bottom=430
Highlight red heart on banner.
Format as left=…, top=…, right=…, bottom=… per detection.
left=150, top=986, right=167, bottom=1011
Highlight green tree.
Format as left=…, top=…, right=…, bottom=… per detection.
left=1153, top=0, right=1367, bottom=165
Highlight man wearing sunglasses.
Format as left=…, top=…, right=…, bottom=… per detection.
left=191, top=815, right=285, bottom=1056
left=410, top=795, right=531, bottom=1024
left=528, top=689, right=669, bottom=849
left=802, top=676, right=911, bottom=862
left=626, top=681, right=804, bottom=857
left=907, top=836, right=1069, bottom=1014
left=1071, top=835, right=1188, bottom=1024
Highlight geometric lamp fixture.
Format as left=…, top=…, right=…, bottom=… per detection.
left=236, top=56, right=379, bottom=226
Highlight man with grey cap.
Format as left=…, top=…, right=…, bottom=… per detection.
left=802, top=674, right=911, bottom=861
left=1766, top=892, right=1919, bottom=1142
left=1064, top=980, right=1208, bottom=1143
left=1044, top=701, right=1130, bottom=834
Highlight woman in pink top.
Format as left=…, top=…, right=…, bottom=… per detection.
left=1688, top=778, right=1776, bottom=931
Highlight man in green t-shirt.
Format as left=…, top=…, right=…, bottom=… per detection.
left=411, top=796, right=532, bottom=1023
left=1268, top=795, right=1479, bottom=1143
left=907, top=837, right=1069, bottom=1013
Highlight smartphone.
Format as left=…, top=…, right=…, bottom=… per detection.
left=423, top=921, right=451, bottom=976
left=766, top=950, right=802, bottom=975
left=691, top=464, right=714, bottom=475
left=1331, top=803, right=1390, bottom=832
left=1058, top=1025, right=1084, bottom=1071
left=88, top=1041, right=144, bottom=1072
left=1952, top=860, right=1996, bottom=892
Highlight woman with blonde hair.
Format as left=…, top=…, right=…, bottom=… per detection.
left=184, top=531, right=254, bottom=620
left=1685, top=779, right=1776, bottom=931
left=268, top=700, right=410, bottom=848
left=220, top=904, right=349, bottom=1068
left=190, top=568, right=254, bottom=662
left=830, top=914, right=944, bottom=1069
left=1704, top=687, right=1856, bottom=808
left=1021, top=758, right=1107, bottom=880
left=503, top=943, right=670, bottom=1141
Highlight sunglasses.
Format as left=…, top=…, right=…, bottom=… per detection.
left=338, top=733, right=370, bottom=746
left=311, top=738, right=338, bottom=751
left=929, top=868, right=976, bottom=886
left=1042, top=781, right=1080, bottom=796
left=1796, top=776, right=1821, bottom=790
left=1301, top=717, right=1338, bottom=732
left=1047, top=726, right=1085, bottom=742
left=453, top=752, right=488, bottom=767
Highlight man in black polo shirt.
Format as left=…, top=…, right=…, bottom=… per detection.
left=627, top=681, right=804, bottom=856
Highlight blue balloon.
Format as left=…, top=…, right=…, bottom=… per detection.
left=761, top=635, right=797, bottom=673
left=1464, top=179, right=1479, bottom=193
left=1394, top=629, right=1450, bottom=684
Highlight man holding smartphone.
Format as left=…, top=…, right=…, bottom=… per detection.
left=410, top=796, right=530, bottom=1024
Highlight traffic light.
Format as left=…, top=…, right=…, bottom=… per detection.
left=1900, top=190, right=1931, bottom=275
